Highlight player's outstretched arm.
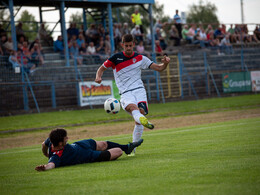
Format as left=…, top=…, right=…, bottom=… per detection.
left=41, top=141, right=49, bottom=158
left=35, top=162, right=55, bottom=172
left=150, top=55, right=170, bottom=72
left=95, top=65, right=107, bottom=84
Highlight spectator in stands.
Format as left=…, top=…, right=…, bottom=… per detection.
left=96, top=37, right=106, bottom=56
left=54, top=35, right=64, bottom=53
left=207, top=30, right=220, bottom=47
left=9, top=50, right=20, bottom=70
left=114, top=23, right=122, bottom=51
left=136, top=40, right=150, bottom=58
left=188, top=24, right=196, bottom=41
left=182, top=25, right=192, bottom=44
left=16, top=22, right=26, bottom=41
left=22, top=41, right=31, bottom=58
left=155, top=27, right=167, bottom=50
left=0, top=45, right=3, bottom=56
left=173, top=9, right=182, bottom=39
left=153, top=20, right=163, bottom=34
left=131, top=25, right=143, bottom=44
left=122, top=23, right=130, bottom=36
left=168, top=25, right=180, bottom=46
left=67, top=23, right=79, bottom=41
left=254, top=25, right=260, bottom=41
left=87, top=41, right=97, bottom=55
left=70, top=41, right=82, bottom=65
left=16, top=48, right=36, bottom=74
left=155, top=40, right=163, bottom=56
left=3, top=36, right=13, bottom=55
left=18, top=35, right=25, bottom=45
left=98, top=26, right=106, bottom=40
left=86, top=24, right=99, bottom=45
left=227, top=24, right=239, bottom=43
left=214, top=26, right=224, bottom=40
left=38, top=23, right=53, bottom=46
left=76, top=33, right=85, bottom=48
left=196, top=28, right=208, bottom=48
left=29, top=37, right=43, bottom=52
left=79, top=42, right=88, bottom=58
left=205, top=24, right=213, bottom=35
left=220, top=34, right=233, bottom=54
left=104, top=35, right=111, bottom=55
left=131, top=9, right=143, bottom=33
left=30, top=43, right=44, bottom=66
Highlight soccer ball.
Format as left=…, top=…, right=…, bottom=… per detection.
left=104, top=98, right=120, bottom=114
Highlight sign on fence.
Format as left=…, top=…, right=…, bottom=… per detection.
left=79, top=80, right=120, bottom=106
left=251, top=71, right=260, bottom=92
left=222, top=72, right=251, bottom=93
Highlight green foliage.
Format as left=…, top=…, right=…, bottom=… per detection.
left=0, top=94, right=259, bottom=132
left=18, top=10, right=38, bottom=41
left=0, top=117, right=259, bottom=194
left=186, top=0, right=219, bottom=28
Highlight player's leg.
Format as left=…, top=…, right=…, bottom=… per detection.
left=121, top=89, right=154, bottom=130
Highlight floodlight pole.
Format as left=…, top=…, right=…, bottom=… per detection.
left=240, top=0, right=244, bottom=24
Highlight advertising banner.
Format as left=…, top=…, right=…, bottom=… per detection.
left=222, top=72, right=251, bottom=93
left=251, top=71, right=260, bottom=92
left=79, top=80, right=120, bottom=106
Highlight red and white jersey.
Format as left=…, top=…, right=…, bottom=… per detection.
left=103, top=51, right=153, bottom=94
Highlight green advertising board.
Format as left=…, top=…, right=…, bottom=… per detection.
left=222, top=72, right=251, bottom=93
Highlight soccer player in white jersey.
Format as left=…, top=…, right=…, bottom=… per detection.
left=95, top=34, right=170, bottom=154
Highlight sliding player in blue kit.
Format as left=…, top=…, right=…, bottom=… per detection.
left=35, top=128, right=143, bottom=171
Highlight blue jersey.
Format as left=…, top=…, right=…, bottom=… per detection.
left=45, top=138, right=101, bottom=168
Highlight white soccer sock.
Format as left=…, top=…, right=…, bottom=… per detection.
left=133, top=124, right=144, bottom=142
left=132, top=110, right=145, bottom=124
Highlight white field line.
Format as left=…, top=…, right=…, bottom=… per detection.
left=0, top=120, right=259, bottom=155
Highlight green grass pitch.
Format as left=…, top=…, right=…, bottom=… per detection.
left=0, top=117, right=259, bottom=194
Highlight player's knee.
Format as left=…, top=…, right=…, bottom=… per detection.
left=109, top=148, right=123, bottom=160
left=97, top=141, right=108, bottom=151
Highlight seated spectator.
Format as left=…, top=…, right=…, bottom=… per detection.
left=76, top=33, right=85, bottom=48
left=38, top=23, right=53, bottom=46
left=131, top=25, right=143, bottom=44
left=122, top=23, right=130, bottom=36
left=70, top=41, right=82, bottom=65
left=227, top=24, right=239, bottom=43
left=54, top=35, right=64, bottom=53
left=29, top=37, right=43, bottom=51
left=155, top=27, right=167, bottom=50
left=3, top=36, right=13, bottom=55
left=22, top=41, right=31, bottom=58
left=254, top=25, right=260, bottom=41
left=205, top=24, right=213, bottom=35
left=220, top=34, right=233, bottom=54
left=136, top=40, right=150, bottom=58
left=85, top=24, right=99, bottom=45
left=214, top=26, right=224, bottom=40
left=16, top=22, right=26, bottom=42
left=182, top=25, right=193, bottom=44
left=195, top=28, right=208, bottom=48
left=87, top=42, right=96, bottom=55
left=96, top=37, right=106, bottom=55
left=207, top=30, right=220, bottom=47
left=16, top=49, right=36, bottom=74
left=67, top=23, right=79, bottom=41
left=79, top=42, right=88, bottom=55
left=153, top=20, right=163, bottom=34
left=104, top=35, right=111, bottom=55
left=168, top=25, right=180, bottom=46
left=9, top=50, right=20, bottom=70
left=114, top=23, right=122, bottom=51
left=30, top=43, right=44, bottom=66
left=155, top=40, right=163, bottom=56
left=0, top=35, right=8, bottom=54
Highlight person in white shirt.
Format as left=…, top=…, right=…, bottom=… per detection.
left=95, top=34, right=170, bottom=155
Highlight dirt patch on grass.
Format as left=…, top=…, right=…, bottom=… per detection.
left=1, top=108, right=260, bottom=150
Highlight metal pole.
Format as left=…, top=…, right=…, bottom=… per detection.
left=59, top=1, right=70, bottom=67
left=241, top=0, right=244, bottom=24
left=107, top=3, right=114, bottom=54
left=39, top=6, right=43, bottom=24
left=8, top=0, right=17, bottom=51
left=83, top=8, right=87, bottom=32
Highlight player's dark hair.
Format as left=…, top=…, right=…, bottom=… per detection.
left=49, top=128, right=67, bottom=147
left=122, top=34, right=134, bottom=43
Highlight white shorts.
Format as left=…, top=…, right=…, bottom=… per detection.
left=120, top=88, right=148, bottom=113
